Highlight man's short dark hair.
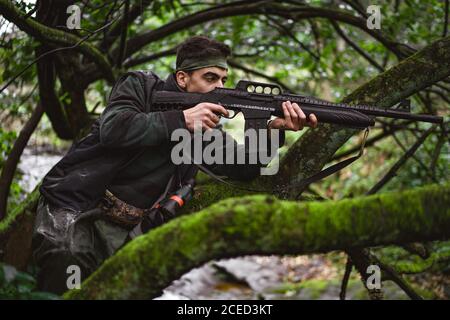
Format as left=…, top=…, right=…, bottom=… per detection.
left=176, top=36, right=231, bottom=70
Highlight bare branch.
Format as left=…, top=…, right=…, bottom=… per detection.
left=390, top=130, right=438, bottom=183
left=339, top=257, right=353, bottom=300
left=228, top=59, right=295, bottom=93
left=367, top=125, right=436, bottom=195
left=116, top=0, right=130, bottom=68
left=123, top=46, right=178, bottom=68
left=114, top=2, right=410, bottom=62
left=430, top=125, right=448, bottom=179
left=264, top=15, right=321, bottom=61
left=122, top=47, right=296, bottom=94
left=330, top=20, right=384, bottom=72
left=0, top=18, right=116, bottom=94
left=102, top=0, right=152, bottom=50
left=444, top=0, right=449, bottom=37
left=0, top=103, right=44, bottom=220
left=340, top=0, right=368, bottom=18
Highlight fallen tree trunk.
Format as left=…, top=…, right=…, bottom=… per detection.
left=65, top=183, right=450, bottom=299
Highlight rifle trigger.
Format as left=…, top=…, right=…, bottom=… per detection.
left=221, top=110, right=240, bottom=119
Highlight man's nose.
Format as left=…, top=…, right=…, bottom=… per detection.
left=215, top=81, right=224, bottom=88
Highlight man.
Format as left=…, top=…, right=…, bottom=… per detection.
left=32, top=36, right=318, bottom=294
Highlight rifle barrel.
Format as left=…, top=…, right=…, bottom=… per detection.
left=280, top=94, right=443, bottom=125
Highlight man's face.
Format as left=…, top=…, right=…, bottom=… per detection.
left=176, top=67, right=228, bottom=93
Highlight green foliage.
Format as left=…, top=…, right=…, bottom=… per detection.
left=374, top=241, right=450, bottom=274
left=0, top=0, right=449, bottom=299
left=0, top=128, right=24, bottom=209
left=0, top=263, right=59, bottom=299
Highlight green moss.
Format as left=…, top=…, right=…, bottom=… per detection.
left=272, top=279, right=331, bottom=299
left=271, top=278, right=368, bottom=300
left=0, top=187, right=39, bottom=235
left=63, top=183, right=450, bottom=299
left=375, top=241, right=450, bottom=274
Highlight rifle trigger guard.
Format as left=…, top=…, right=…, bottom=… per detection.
left=221, top=109, right=240, bottom=119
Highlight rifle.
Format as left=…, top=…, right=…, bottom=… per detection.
left=151, top=80, right=443, bottom=131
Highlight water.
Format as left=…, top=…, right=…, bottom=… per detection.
left=17, top=147, right=63, bottom=193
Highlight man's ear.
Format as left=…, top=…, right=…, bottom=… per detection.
left=176, top=71, right=188, bottom=90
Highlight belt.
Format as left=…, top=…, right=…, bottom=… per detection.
left=99, top=190, right=147, bottom=226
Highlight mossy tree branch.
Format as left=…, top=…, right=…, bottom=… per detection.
left=65, top=183, right=450, bottom=299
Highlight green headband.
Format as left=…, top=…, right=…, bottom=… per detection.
left=176, top=56, right=228, bottom=72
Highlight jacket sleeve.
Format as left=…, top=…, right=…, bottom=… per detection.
left=205, top=128, right=285, bottom=181
left=99, top=74, right=186, bottom=148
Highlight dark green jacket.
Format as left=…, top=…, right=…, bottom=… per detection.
left=40, top=71, right=281, bottom=212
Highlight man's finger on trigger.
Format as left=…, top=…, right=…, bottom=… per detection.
left=209, top=103, right=229, bottom=117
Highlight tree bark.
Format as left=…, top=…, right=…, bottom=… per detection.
left=64, top=183, right=450, bottom=299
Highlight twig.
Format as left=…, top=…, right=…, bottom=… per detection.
left=0, top=19, right=116, bottom=95
left=367, top=125, right=436, bottom=195
left=426, top=88, right=450, bottom=105
left=340, top=0, right=368, bottom=18
left=123, top=46, right=178, bottom=68
left=117, top=0, right=130, bottom=68
left=372, top=253, right=423, bottom=300
left=330, top=20, right=384, bottom=72
left=416, top=91, right=435, bottom=115
left=444, top=0, right=449, bottom=37
left=0, top=102, right=44, bottom=220
left=307, top=19, right=322, bottom=59
left=390, top=131, right=438, bottom=182
left=1, top=82, right=38, bottom=124
left=101, top=0, right=120, bottom=49
left=90, top=101, right=102, bottom=115
left=339, top=257, right=353, bottom=300
left=265, top=15, right=321, bottom=61
left=345, top=248, right=383, bottom=299
left=429, top=127, right=447, bottom=179
left=227, top=59, right=295, bottom=93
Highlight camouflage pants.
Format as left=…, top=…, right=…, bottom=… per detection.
left=32, top=196, right=130, bottom=295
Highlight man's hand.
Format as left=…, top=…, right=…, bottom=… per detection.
left=269, top=101, right=318, bottom=131
left=183, top=102, right=229, bottom=132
